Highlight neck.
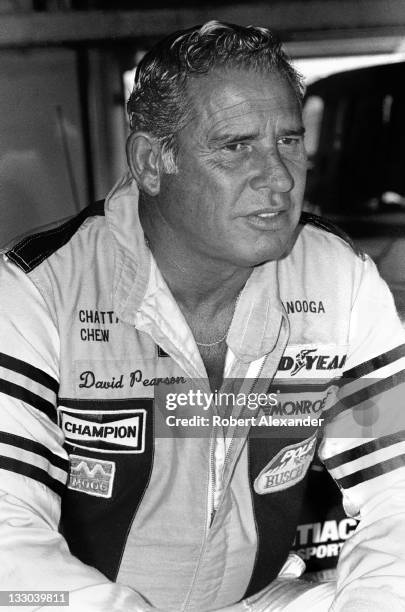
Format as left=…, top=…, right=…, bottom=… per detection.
left=140, top=201, right=251, bottom=314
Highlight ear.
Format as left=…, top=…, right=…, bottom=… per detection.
left=126, top=132, right=162, bottom=196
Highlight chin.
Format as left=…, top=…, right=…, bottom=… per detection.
left=228, top=246, right=285, bottom=268
left=247, top=239, right=292, bottom=266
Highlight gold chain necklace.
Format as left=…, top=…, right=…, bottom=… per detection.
left=195, top=333, right=228, bottom=348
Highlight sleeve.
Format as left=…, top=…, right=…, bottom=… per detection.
left=0, top=255, right=153, bottom=612
left=317, top=254, right=405, bottom=612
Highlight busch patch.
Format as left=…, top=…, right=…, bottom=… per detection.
left=68, top=455, right=115, bottom=498
left=254, top=434, right=317, bottom=494
left=58, top=407, right=146, bottom=454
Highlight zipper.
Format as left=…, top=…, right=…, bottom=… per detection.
left=207, top=429, right=217, bottom=529
left=184, top=331, right=286, bottom=607
left=210, top=355, right=267, bottom=529
left=223, top=355, right=266, bottom=469
left=207, top=314, right=288, bottom=530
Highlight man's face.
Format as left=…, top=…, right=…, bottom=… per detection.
left=156, top=68, right=307, bottom=269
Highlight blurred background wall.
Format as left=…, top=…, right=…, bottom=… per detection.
left=1, top=1, right=405, bottom=239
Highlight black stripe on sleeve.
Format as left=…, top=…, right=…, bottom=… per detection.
left=341, top=344, right=405, bottom=381
left=6, top=200, right=105, bottom=273
left=335, top=454, right=405, bottom=489
left=0, top=353, right=58, bottom=394
left=324, top=430, right=405, bottom=471
left=325, top=370, right=405, bottom=423
left=0, top=431, right=68, bottom=473
left=0, top=456, right=65, bottom=496
left=0, top=379, right=56, bottom=423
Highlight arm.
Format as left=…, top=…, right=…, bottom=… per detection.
left=0, top=256, right=152, bottom=611
left=318, top=255, right=405, bottom=611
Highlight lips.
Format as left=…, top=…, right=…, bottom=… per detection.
left=247, top=207, right=287, bottom=217
left=244, top=209, right=288, bottom=230
left=255, top=211, right=280, bottom=218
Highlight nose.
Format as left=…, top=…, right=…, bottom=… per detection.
left=249, top=150, right=294, bottom=193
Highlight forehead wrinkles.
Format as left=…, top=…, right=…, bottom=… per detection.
left=207, top=102, right=293, bottom=138
left=178, top=74, right=301, bottom=147
left=205, top=96, right=299, bottom=137
left=206, top=99, right=276, bottom=132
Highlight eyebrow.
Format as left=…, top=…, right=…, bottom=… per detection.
left=278, top=126, right=306, bottom=137
left=207, top=130, right=261, bottom=145
left=208, top=126, right=306, bottom=146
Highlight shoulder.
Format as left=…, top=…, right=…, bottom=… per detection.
left=298, top=212, right=364, bottom=259
left=292, top=212, right=365, bottom=271
left=280, top=213, right=374, bottom=311
left=294, top=213, right=397, bottom=313
left=295, top=212, right=368, bottom=287
left=3, top=200, right=105, bottom=274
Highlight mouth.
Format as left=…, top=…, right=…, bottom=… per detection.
left=244, top=209, right=288, bottom=230
left=255, top=211, right=281, bottom=218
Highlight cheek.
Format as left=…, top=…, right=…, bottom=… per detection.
left=199, top=172, right=244, bottom=210
left=289, top=160, right=307, bottom=188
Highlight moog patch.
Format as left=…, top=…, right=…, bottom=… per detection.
left=68, top=454, right=115, bottom=498
left=254, top=434, right=317, bottom=494
left=58, top=407, right=146, bottom=454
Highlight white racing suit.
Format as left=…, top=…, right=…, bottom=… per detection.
left=0, top=173, right=405, bottom=612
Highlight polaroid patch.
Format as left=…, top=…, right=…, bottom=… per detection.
left=254, top=434, right=317, bottom=494
left=68, top=455, right=115, bottom=498
left=58, top=407, right=146, bottom=454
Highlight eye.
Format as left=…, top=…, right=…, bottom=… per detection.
left=277, top=136, right=302, bottom=146
left=277, top=135, right=306, bottom=159
left=223, top=142, right=253, bottom=153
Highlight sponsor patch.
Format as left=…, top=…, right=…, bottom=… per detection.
left=58, top=407, right=146, bottom=454
left=254, top=434, right=317, bottom=494
left=263, top=394, right=327, bottom=417
left=277, top=345, right=347, bottom=378
left=68, top=454, right=115, bottom=498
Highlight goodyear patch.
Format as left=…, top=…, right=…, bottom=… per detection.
left=254, top=434, right=317, bottom=494
left=68, top=455, right=115, bottom=498
left=276, top=345, right=347, bottom=378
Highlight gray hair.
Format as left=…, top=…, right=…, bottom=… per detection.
left=127, top=20, right=304, bottom=174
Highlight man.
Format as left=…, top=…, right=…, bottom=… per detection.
left=0, top=21, right=404, bottom=612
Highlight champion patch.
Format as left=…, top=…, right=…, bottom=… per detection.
left=68, top=455, right=115, bottom=498
left=58, top=407, right=146, bottom=454
left=254, top=434, right=317, bottom=494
